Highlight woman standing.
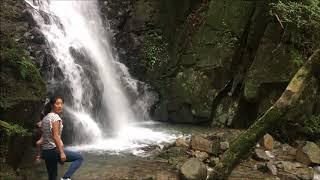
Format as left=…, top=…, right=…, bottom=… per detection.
left=41, top=95, right=83, bottom=180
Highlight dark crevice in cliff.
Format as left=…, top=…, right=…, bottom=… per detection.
left=209, top=2, right=272, bottom=128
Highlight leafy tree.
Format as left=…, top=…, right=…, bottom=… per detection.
left=270, top=0, right=320, bottom=54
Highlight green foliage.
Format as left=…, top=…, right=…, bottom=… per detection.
left=302, top=115, right=320, bottom=136
left=270, top=0, right=320, bottom=53
left=0, top=120, right=31, bottom=137
left=0, top=120, right=30, bottom=175
left=218, top=22, right=239, bottom=49
left=0, top=34, right=46, bottom=110
left=1, top=37, right=42, bottom=82
left=289, top=47, right=304, bottom=67
left=144, top=31, right=169, bottom=71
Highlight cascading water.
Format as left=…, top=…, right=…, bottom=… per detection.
left=25, top=0, right=180, bottom=154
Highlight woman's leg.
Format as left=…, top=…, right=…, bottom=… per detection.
left=62, top=150, right=83, bottom=178
left=42, top=148, right=59, bottom=180
left=44, top=159, right=58, bottom=180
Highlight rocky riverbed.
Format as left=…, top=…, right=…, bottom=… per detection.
left=7, top=128, right=319, bottom=180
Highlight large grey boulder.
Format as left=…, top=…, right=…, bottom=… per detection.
left=180, top=158, right=207, bottom=180
left=296, top=141, right=320, bottom=165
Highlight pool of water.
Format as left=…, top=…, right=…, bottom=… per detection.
left=18, top=122, right=215, bottom=179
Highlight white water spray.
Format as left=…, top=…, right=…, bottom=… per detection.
left=25, top=0, right=180, bottom=153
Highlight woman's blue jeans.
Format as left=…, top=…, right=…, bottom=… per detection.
left=42, top=148, right=83, bottom=180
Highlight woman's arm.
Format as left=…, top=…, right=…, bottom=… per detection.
left=52, top=121, right=66, bottom=162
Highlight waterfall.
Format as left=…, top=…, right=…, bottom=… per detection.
left=25, top=0, right=179, bottom=153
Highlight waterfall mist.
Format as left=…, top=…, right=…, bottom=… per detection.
left=25, top=0, right=179, bottom=154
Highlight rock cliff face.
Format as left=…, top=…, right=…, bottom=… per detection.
left=99, top=0, right=319, bottom=137
left=0, top=0, right=47, bottom=173
left=0, top=0, right=317, bottom=140
left=0, top=0, right=46, bottom=128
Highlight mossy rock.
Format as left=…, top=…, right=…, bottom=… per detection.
left=244, top=23, right=299, bottom=102
left=143, top=31, right=170, bottom=78
left=211, top=96, right=240, bottom=127
left=206, top=0, right=255, bottom=36
left=0, top=34, right=46, bottom=129
left=170, top=68, right=216, bottom=118
left=179, top=0, right=255, bottom=68
left=0, top=35, right=46, bottom=109
left=157, top=146, right=189, bottom=168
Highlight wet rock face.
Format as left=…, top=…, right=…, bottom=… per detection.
left=98, top=0, right=146, bottom=79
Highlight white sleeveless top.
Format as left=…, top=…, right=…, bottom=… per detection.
left=41, top=112, right=63, bottom=150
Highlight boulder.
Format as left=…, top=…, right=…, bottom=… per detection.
left=275, top=161, right=314, bottom=180
left=254, top=148, right=273, bottom=161
left=220, top=141, right=229, bottom=151
left=275, top=161, right=304, bottom=172
left=296, top=141, right=320, bottom=165
left=176, top=138, right=189, bottom=148
left=261, top=133, right=274, bottom=150
left=180, top=158, right=207, bottom=180
left=157, top=147, right=189, bottom=168
left=209, top=157, right=220, bottom=167
left=277, top=172, right=299, bottom=180
left=282, top=144, right=297, bottom=156
left=314, top=166, right=320, bottom=180
left=295, top=168, right=314, bottom=180
left=266, top=162, right=277, bottom=176
left=191, top=150, right=209, bottom=161
left=190, top=135, right=212, bottom=153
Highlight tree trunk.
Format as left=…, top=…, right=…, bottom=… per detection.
left=214, top=49, right=320, bottom=178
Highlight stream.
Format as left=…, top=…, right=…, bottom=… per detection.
left=18, top=123, right=215, bottom=179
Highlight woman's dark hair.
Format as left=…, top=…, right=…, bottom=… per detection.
left=42, top=95, right=64, bottom=117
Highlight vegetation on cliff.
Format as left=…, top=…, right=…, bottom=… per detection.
left=0, top=0, right=46, bottom=176
left=271, top=0, right=320, bottom=55
left=216, top=49, right=320, bottom=178
left=0, top=34, right=46, bottom=109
